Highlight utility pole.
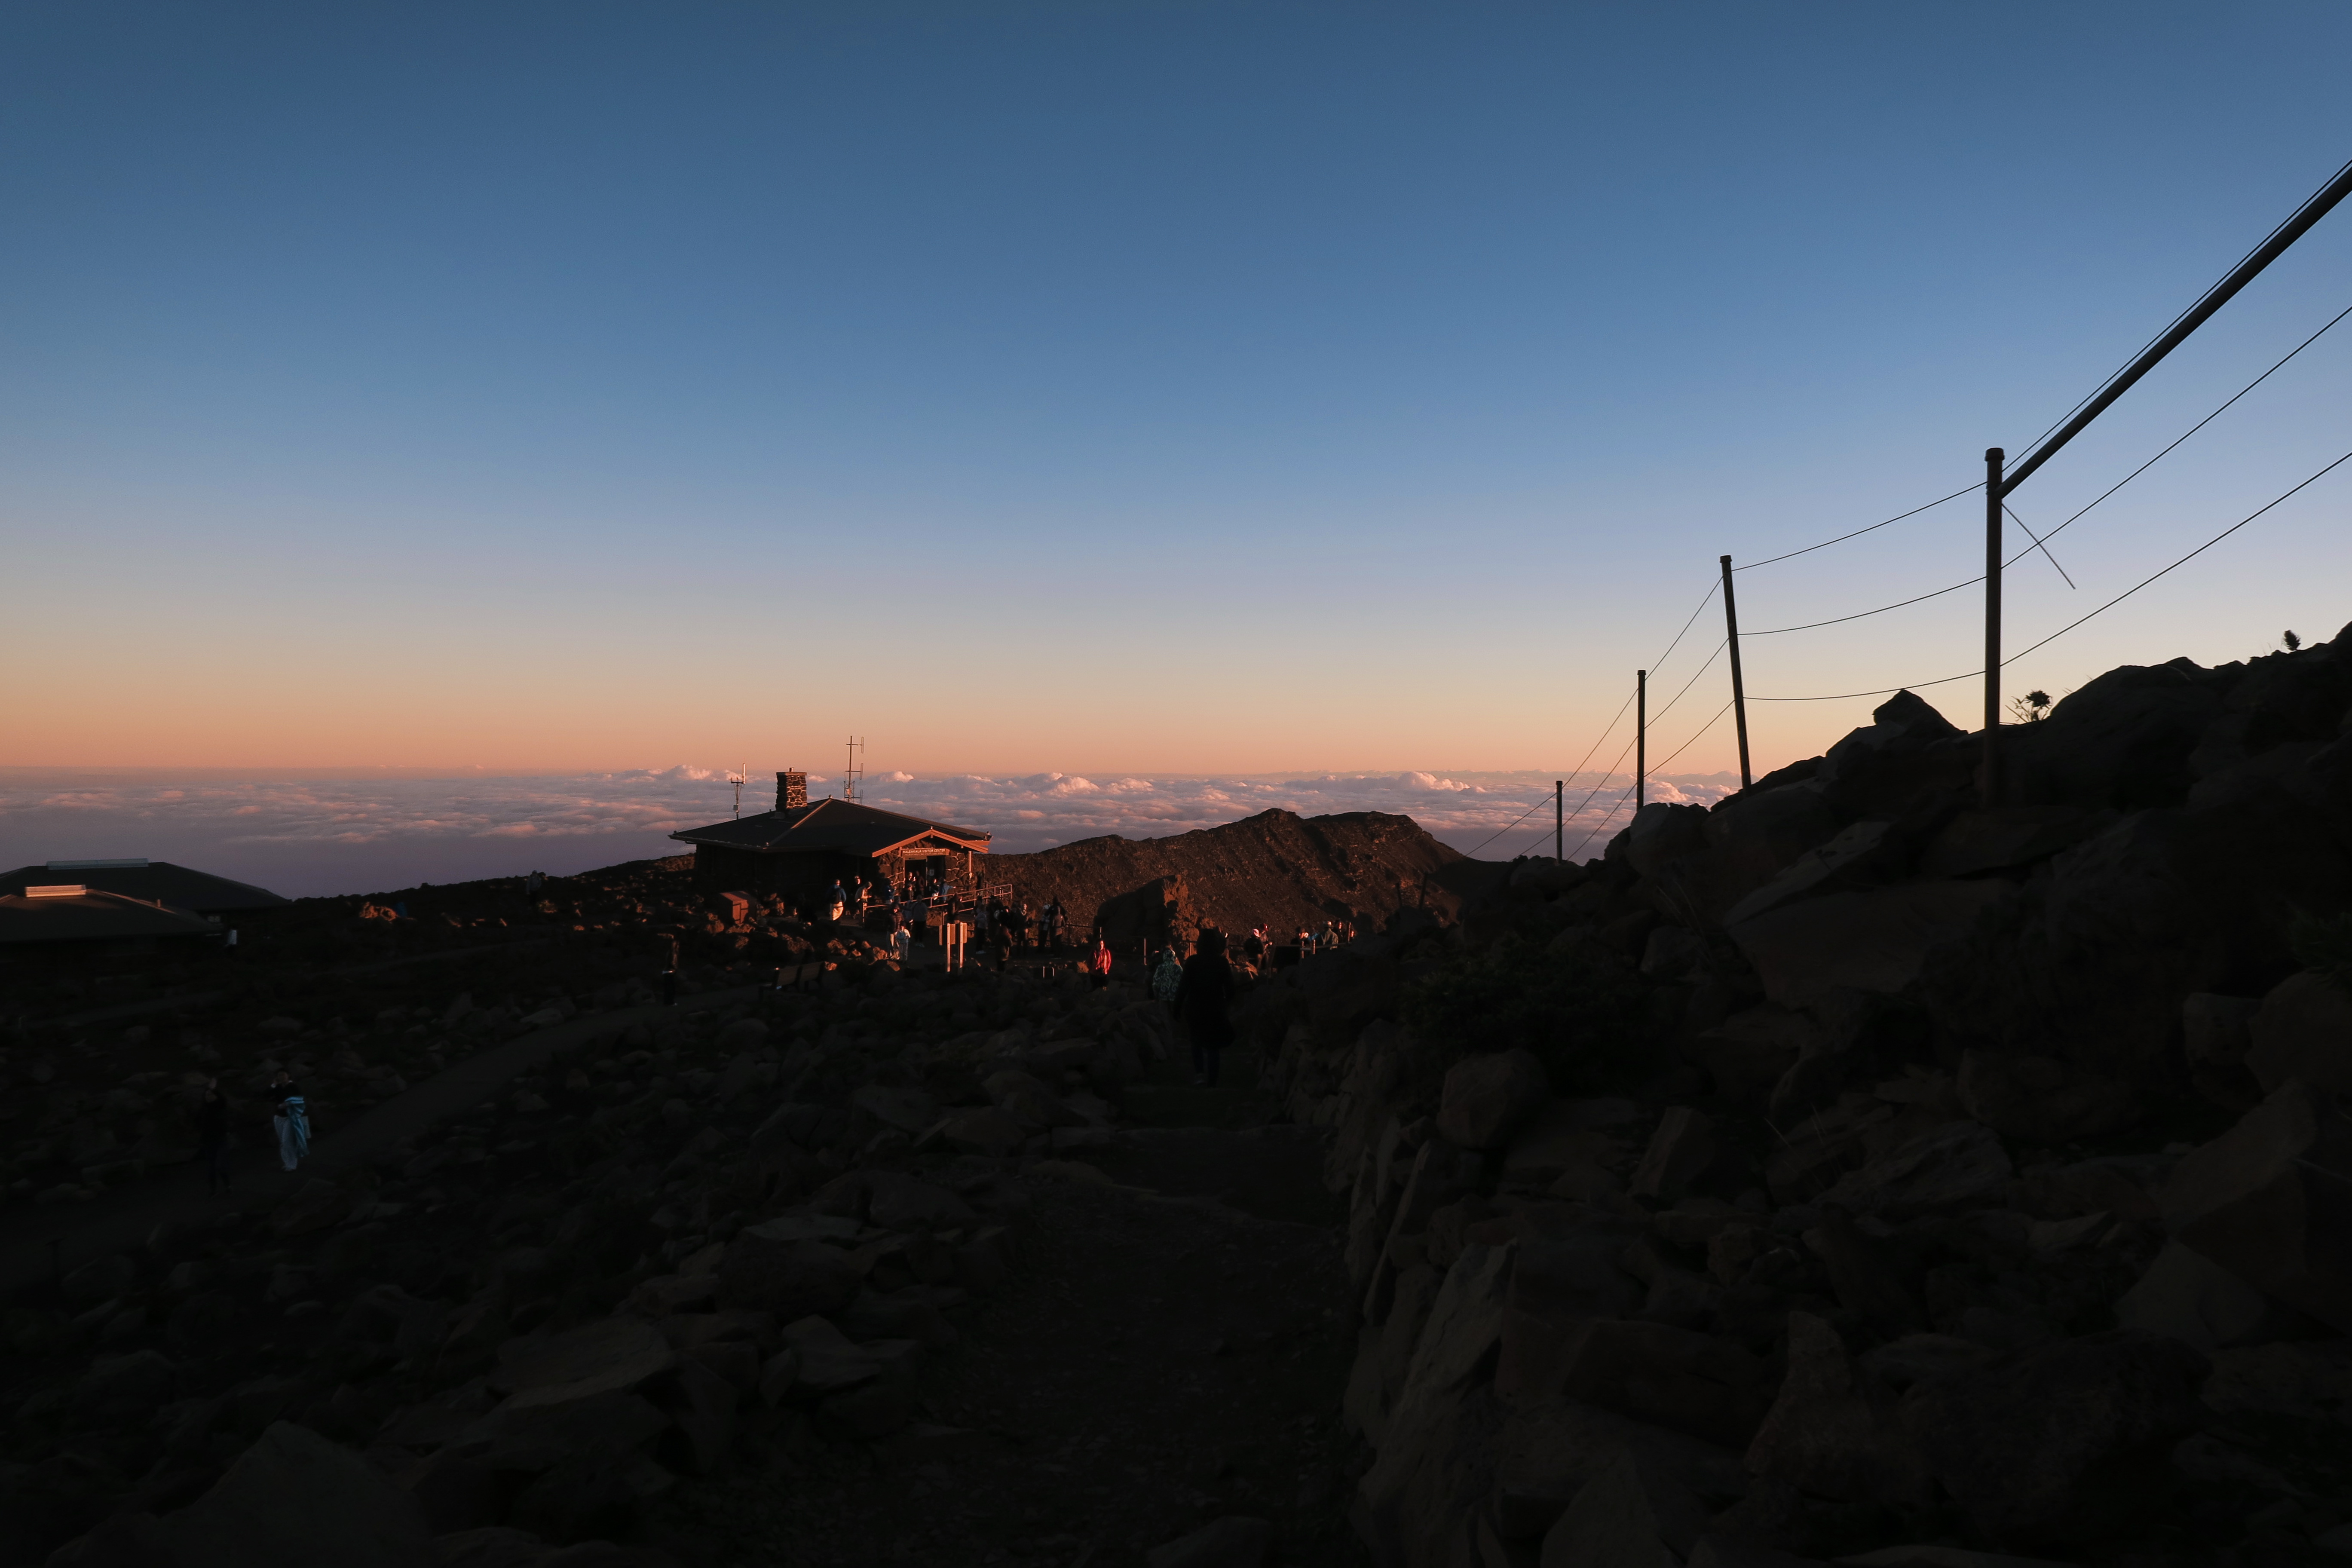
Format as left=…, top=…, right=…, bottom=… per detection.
left=1554, top=780, right=1563, bottom=861
left=1982, top=157, right=2352, bottom=808
left=1635, top=670, right=1647, bottom=810
left=1719, top=555, right=1752, bottom=790
left=1982, top=449, right=2005, bottom=805
left=844, top=736, right=864, bottom=804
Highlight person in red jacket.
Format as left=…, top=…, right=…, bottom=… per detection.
left=1087, top=935, right=1114, bottom=990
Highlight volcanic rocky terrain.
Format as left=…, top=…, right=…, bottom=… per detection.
left=12, top=629, right=2352, bottom=1567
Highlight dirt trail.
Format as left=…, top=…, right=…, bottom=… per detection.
left=648, top=1044, right=1372, bottom=1567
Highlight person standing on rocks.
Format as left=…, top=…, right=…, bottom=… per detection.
left=1152, top=943, right=1184, bottom=1005
left=891, top=919, right=913, bottom=967
left=197, top=1077, right=231, bottom=1193
left=1087, top=934, right=1114, bottom=990
left=269, top=1071, right=310, bottom=1173
left=1173, top=928, right=1237, bottom=1087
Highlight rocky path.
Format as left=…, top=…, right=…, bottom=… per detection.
left=646, top=1064, right=1374, bottom=1566
left=0, top=988, right=751, bottom=1299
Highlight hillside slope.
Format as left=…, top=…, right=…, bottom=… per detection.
left=980, top=808, right=1492, bottom=945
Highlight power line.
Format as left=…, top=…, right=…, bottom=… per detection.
left=1650, top=701, right=1736, bottom=772
left=2012, top=299, right=2352, bottom=558
left=2007, top=157, right=2352, bottom=469
left=1739, top=299, right=2350, bottom=642
left=1563, top=784, right=1638, bottom=863
left=2005, top=443, right=2352, bottom=665
left=1457, top=796, right=1554, bottom=859
left=1732, top=484, right=1982, bottom=573
left=1746, top=444, right=2352, bottom=703
left=1645, top=640, right=1728, bottom=729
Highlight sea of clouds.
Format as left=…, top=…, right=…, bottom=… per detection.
left=0, top=766, right=1736, bottom=899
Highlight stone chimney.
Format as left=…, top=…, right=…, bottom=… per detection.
left=777, top=771, right=808, bottom=811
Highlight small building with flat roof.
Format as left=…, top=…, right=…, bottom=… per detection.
left=0, top=859, right=290, bottom=915
left=669, top=771, right=991, bottom=900
left=0, top=884, right=220, bottom=950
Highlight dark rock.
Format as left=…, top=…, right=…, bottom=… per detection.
left=1801, top=1207, right=1920, bottom=1333
left=435, top=1526, right=551, bottom=1568
left=1728, top=882, right=2011, bottom=1010
left=493, top=1319, right=675, bottom=1399
left=2161, top=1078, right=2352, bottom=1332
left=168, top=1421, right=439, bottom=1568
left=1954, top=1050, right=2139, bottom=1144
left=1145, top=1515, right=1271, bottom=1568
left=60, top=1254, right=136, bottom=1309
left=715, top=1234, right=859, bottom=1321
left=1629, top=1109, right=1715, bottom=1198
left=2005, top=658, right=2230, bottom=812
left=1743, top=1312, right=1933, bottom=1507
left=1899, top=1329, right=2208, bottom=1543
left=1535, top=1446, right=1668, bottom=1568
left=2247, top=971, right=2352, bottom=1094
left=1816, top=1120, right=2010, bottom=1218
left=1555, top=1320, right=1777, bottom=1449
left=1919, top=806, right=2094, bottom=879
left=1434, top=1050, right=1550, bottom=1150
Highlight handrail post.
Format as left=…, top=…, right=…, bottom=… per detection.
left=1554, top=780, right=1564, bottom=861
left=1983, top=448, right=2005, bottom=805
left=1719, top=555, right=1753, bottom=789
left=1636, top=670, right=1648, bottom=810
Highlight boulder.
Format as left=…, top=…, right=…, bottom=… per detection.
left=1721, top=821, right=1897, bottom=926
left=2181, top=992, right=2261, bottom=1069
left=168, top=1421, right=439, bottom=1568
left=862, top=1173, right=975, bottom=1233
left=715, top=1235, right=860, bottom=1322
left=1622, top=803, right=1712, bottom=884
left=493, top=1319, right=675, bottom=1399
left=1435, top=1050, right=1550, bottom=1150
left=2114, top=1240, right=2275, bottom=1353
left=1728, top=882, right=2010, bottom=1009
left=937, top=1109, right=1027, bottom=1158
left=656, top=1357, right=738, bottom=1476
left=1816, top=1120, right=2012, bottom=1219
left=2004, top=658, right=2230, bottom=812
left=712, top=1018, right=766, bottom=1053
left=60, top=1253, right=136, bottom=1308
left=2201, top=1338, right=2352, bottom=1423
left=1556, top=1320, right=1777, bottom=1449
left=1743, top=1313, right=1934, bottom=1507
left=2247, top=971, right=2352, bottom=1093
left=434, top=1527, right=550, bottom=1568
left=269, top=1180, right=352, bottom=1239
left=773, top=1317, right=881, bottom=1398
left=1954, top=1050, right=2139, bottom=1145
left=1629, top=1109, right=1715, bottom=1198
left=1919, top=806, right=2094, bottom=879
left=1494, top=1232, right=1642, bottom=1403
left=1145, top=1515, right=1271, bottom=1568
left=850, top=1083, right=935, bottom=1134
left=455, top=1391, right=670, bottom=1473
left=1899, top=1330, right=2208, bottom=1542
left=1537, top=1446, right=1669, bottom=1568
left=1683, top=1538, right=1828, bottom=1568
left=2160, top=1078, right=2352, bottom=1332
left=1688, top=1008, right=1817, bottom=1104
left=1801, top=1207, right=1921, bottom=1333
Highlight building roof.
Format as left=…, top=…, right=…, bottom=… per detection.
left=0, top=859, right=291, bottom=913
left=0, top=888, right=220, bottom=946
left=670, top=797, right=992, bottom=858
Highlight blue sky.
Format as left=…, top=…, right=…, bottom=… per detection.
left=6, top=1, right=2351, bottom=781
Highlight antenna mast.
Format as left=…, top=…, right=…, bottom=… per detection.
left=844, top=735, right=864, bottom=804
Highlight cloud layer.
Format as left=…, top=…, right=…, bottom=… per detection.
left=0, top=766, right=1736, bottom=898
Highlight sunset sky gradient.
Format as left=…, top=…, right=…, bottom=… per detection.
left=7, top=2, right=2352, bottom=797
